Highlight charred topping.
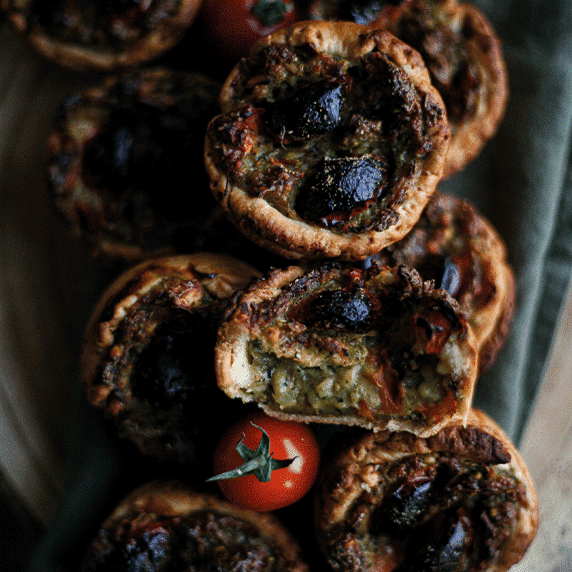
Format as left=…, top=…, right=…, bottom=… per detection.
left=263, top=76, right=348, bottom=143
left=326, top=437, right=524, bottom=572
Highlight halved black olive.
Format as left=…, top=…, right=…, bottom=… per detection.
left=369, top=479, right=433, bottom=537
left=309, top=289, right=371, bottom=331
left=440, top=257, right=462, bottom=297
left=295, top=155, right=388, bottom=221
left=408, top=515, right=467, bottom=572
left=263, top=77, right=346, bottom=142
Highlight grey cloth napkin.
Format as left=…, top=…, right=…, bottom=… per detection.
left=27, top=1, right=572, bottom=570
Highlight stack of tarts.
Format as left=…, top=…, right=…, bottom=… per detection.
left=35, top=4, right=538, bottom=572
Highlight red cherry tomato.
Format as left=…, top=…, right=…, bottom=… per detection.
left=210, top=411, right=320, bottom=512
left=199, top=0, right=298, bottom=65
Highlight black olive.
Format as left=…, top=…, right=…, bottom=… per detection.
left=122, top=530, right=169, bottom=572
left=440, top=257, right=462, bottom=297
left=407, top=516, right=467, bottom=572
left=131, top=312, right=217, bottom=408
left=295, top=156, right=389, bottom=221
left=340, top=0, right=400, bottom=25
left=309, top=289, right=371, bottom=331
left=370, top=480, right=433, bottom=537
left=82, top=115, right=135, bottom=196
left=263, top=77, right=345, bottom=142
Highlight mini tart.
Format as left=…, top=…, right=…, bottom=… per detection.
left=307, top=0, right=508, bottom=179
left=79, top=479, right=310, bottom=572
left=373, top=191, right=515, bottom=373
left=81, top=253, right=260, bottom=464
left=315, top=409, right=539, bottom=572
left=1, top=0, right=203, bottom=72
left=204, top=20, right=451, bottom=261
left=215, top=262, right=478, bottom=437
left=47, top=68, right=221, bottom=261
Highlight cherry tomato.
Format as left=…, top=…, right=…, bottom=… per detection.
left=199, top=0, right=298, bottom=65
left=210, top=411, right=320, bottom=511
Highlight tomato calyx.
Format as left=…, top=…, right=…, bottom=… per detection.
left=207, top=422, right=296, bottom=483
left=251, top=0, right=295, bottom=27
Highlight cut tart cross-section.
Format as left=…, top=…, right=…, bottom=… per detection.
left=215, top=261, right=478, bottom=437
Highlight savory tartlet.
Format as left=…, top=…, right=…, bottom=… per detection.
left=79, top=479, right=310, bottom=572
left=1, top=0, right=203, bottom=72
left=373, top=191, right=515, bottom=372
left=47, top=67, right=221, bottom=261
left=215, top=261, right=478, bottom=437
left=307, top=0, right=508, bottom=179
left=205, top=20, right=451, bottom=261
left=80, top=253, right=260, bottom=464
left=315, top=409, right=539, bottom=572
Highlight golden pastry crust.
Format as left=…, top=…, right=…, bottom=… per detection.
left=47, top=67, right=221, bottom=262
left=306, top=0, right=508, bottom=178
left=81, top=253, right=260, bottom=464
left=2, top=0, right=203, bottom=72
left=373, top=191, right=515, bottom=372
left=215, top=261, right=478, bottom=437
left=80, top=479, right=310, bottom=572
left=315, top=409, right=539, bottom=572
left=205, top=20, right=451, bottom=261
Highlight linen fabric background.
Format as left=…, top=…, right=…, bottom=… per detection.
left=0, top=1, right=570, bottom=570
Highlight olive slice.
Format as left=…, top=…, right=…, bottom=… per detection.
left=295, top=156, right=389, bottom=221
left=263, top=77, right=346, bottom=143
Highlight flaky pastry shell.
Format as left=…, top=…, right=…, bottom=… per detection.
left=47, top=67, right=221, bottom=262
left=2, top=0, right=203, bottom=72
left=205, top=20, right=451, bottom=261
left=374, top=191, right=515, bottom=372
left=315, top=409, right=539, bottom=572
left=81, top=253, right=260, bottom=464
